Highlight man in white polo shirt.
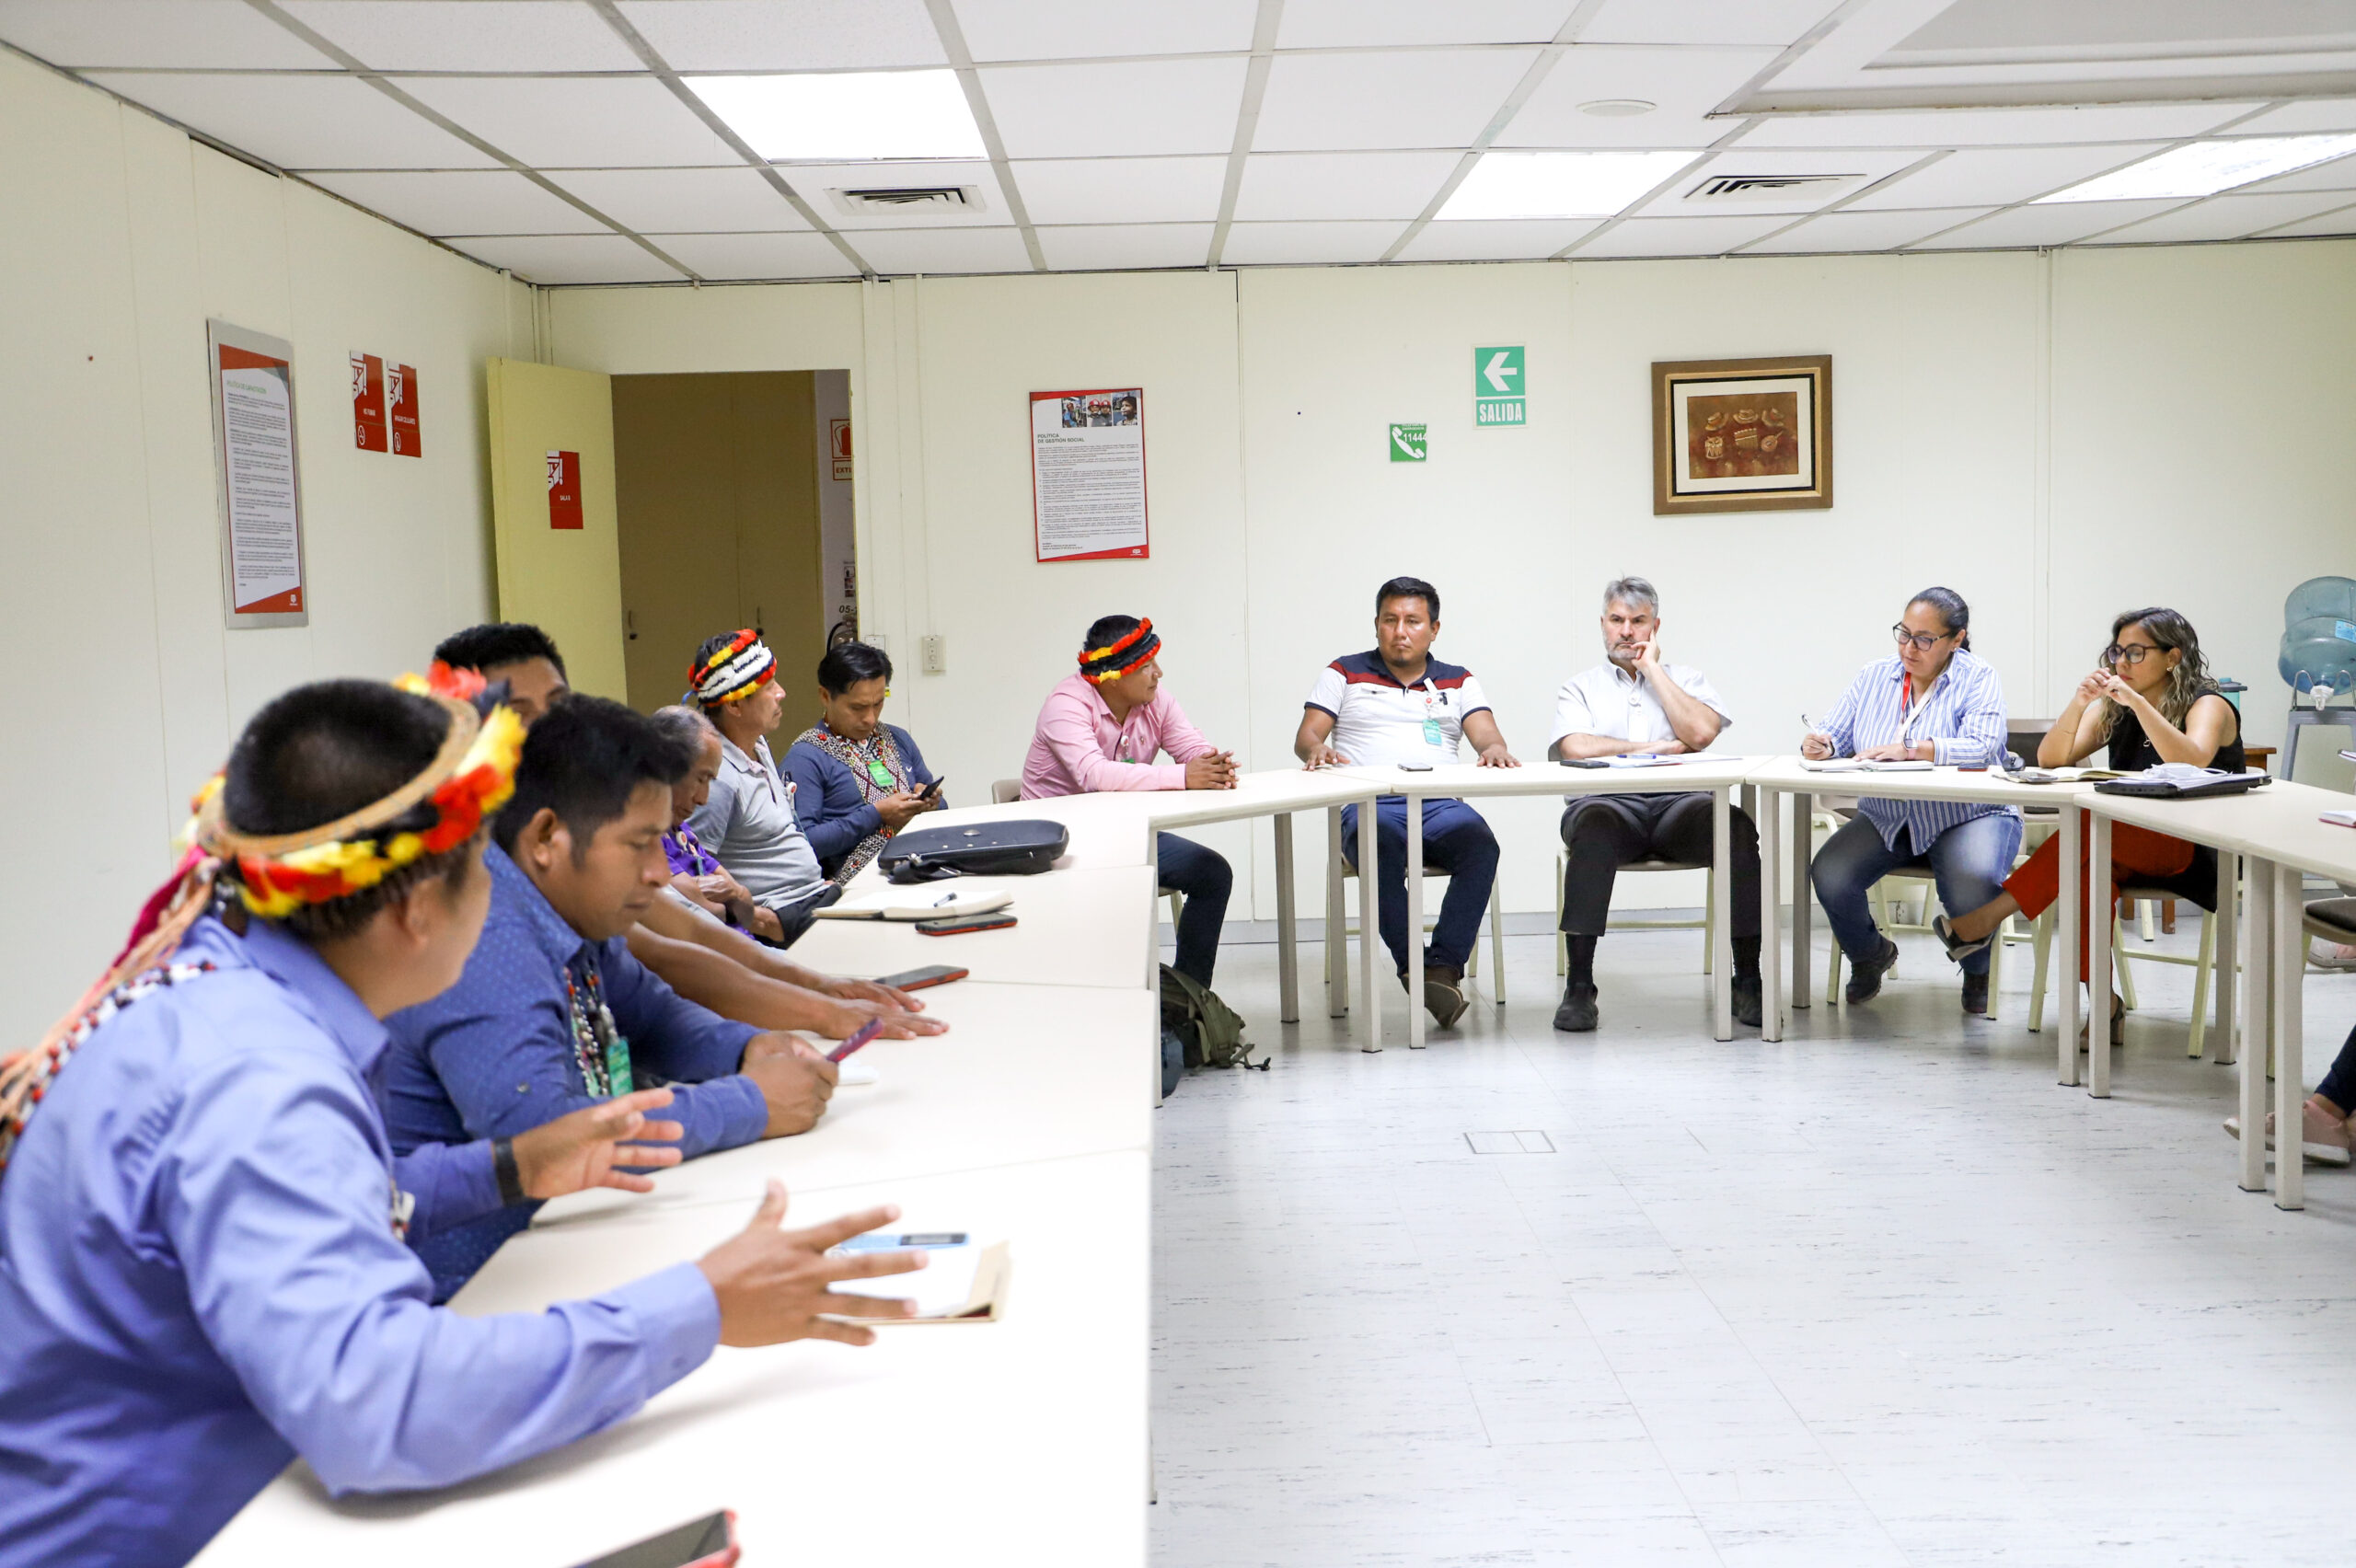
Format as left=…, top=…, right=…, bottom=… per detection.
left=1549, top=576, right=1761, bottom=1033
left=1295, top=576, right=1518, bottom=1031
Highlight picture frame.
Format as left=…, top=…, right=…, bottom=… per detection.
left=1651, top=354, right=1831, bottom=515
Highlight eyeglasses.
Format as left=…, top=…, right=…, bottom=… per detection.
left=1891, top=625, right=1956, bottom=651
left=2101, top=643, right=2159, bottom=667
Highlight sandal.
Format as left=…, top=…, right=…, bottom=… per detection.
left=2076, top=995, right=2125, bottom=1051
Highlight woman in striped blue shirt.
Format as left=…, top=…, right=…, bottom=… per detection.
left=1803, top=587, right=2021, bottom=1015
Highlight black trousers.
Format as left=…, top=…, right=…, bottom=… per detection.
left=1557, top=791, right=1760, bottom=940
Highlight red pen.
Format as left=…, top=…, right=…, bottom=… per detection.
left=826, top=1016, right=886, bottom=1064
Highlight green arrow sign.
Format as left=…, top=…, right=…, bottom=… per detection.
left=1389, top=422, right=1427, bottom=462
left=1474, top=344, right=1525, bottom=426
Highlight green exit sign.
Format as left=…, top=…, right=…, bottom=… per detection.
left=1389, top=422, right=1427, bottom=462
left=1474, top=344, right=1525, bottom=425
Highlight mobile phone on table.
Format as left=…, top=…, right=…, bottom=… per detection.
left=918, top=776, right=946, bottom=802
left=916, top=912, right=1017, bottom=936
left=874, top=964, right=968, bottom=990
left=576, top=1511, right=738, bottom=1568
left=826, top=1016, right=886, bottom=1064
left=1399, top=763, right=1433, bottom=772
left=1557, top=757, right=1609, bottom=768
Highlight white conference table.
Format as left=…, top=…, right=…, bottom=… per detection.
left=2087, top=778, right=2356, bottom=1210
left=532, top=982, right=1158, bottom=1227
left=1343, top=756, right=1758, bottom=1048
left=195, top=1153, right=1149, bottom=1568
left=1745, top=760, right=2101, bottom=1065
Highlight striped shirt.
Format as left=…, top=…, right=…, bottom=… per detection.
left=1817, top=650, right=2015, bottom=849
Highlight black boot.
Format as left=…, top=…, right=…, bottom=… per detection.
left=1555, top=935, right=1600, bottom=1032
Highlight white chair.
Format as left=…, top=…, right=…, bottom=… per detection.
left=2026, top=875, right=2232, bottom=1060
left=995, top=778, right=1184, bottom=929
left=1323, top=812, right=1506, bottom=1009
left=1552, top=853, right=1715, bottom=975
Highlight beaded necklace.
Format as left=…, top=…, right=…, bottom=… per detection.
left=562, top=962, right=633, bottom=1097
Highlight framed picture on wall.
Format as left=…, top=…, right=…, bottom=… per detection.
left=1651, top=354, right=1831, bottom=515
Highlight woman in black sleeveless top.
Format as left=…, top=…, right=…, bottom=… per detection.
left=1930, top=608, right=2243, bottom=1043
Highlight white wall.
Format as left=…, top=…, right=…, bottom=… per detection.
left=0, top=50, right=530, bottom=1039
left=552, top=238, right=2355, bottom=924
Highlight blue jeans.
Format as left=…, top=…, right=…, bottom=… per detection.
left=1811, top=813, right=2022, bottom=977
left=1341, top=798, right=1500, bottom=974
left=1156, top=833, right=1231, bottom=987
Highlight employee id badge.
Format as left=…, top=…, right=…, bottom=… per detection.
left=601, top=1009, right=635, bottom=1097
left=865, top=759, right=896, bottom=790
left=1422, top=716, right=1445, bottom=747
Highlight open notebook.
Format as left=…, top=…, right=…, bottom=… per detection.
left=826, top=1232, right=1011, bottom=1324
left=813, top=887, right=1014, bottom=922
left=1798, top=757, right=1934, bottom=773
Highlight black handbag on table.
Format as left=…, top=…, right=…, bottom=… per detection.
left=879, top=820, right=1071, bottom=882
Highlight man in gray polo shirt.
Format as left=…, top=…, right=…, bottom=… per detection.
left=683, top=629, right=838, bottom=947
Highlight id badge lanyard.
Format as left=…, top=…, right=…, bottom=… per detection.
left=1897, top=671, right=1938, bottom=752
left=1420, top=684, right=1447, bottom=750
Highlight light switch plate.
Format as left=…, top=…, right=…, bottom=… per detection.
left=921, top=634, right=946, bottom=674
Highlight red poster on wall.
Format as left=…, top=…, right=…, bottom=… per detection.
left=352, top=353, right=387, bottom=452
left=828, top=417, right=852, bottom=480
left=388, top=363, right=422, bottom=456
left=547, top=449, right=583, bottom=529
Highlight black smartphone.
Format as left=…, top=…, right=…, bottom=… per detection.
left=918, top=776, right=947, bottom=801
left=917, top=912, right=1017, bottom=936
left=1557, top=758, right=1610, bottom=768
left=874, top=964, right=969, bottom=989
left=575, top=1511, right=737, bottom=1568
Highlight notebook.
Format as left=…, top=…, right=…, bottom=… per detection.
left=826, top=1231, right=1011, bottom=1324
left=1798, top=757, right=1934, bottom=773
left=813, top=887, right=1014, bottom=922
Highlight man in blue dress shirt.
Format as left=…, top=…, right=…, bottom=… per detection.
left=382, top=694, right=839, bottom=1298
left=0, top=676, right=921, bottom=1567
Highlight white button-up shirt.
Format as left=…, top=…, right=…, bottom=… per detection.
left=1548, top=661, right=1732, bottom=752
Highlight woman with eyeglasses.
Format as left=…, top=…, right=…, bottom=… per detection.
left=1803, top=587, right=2019, bottom=1015
left=1928, top=607, right=2242, bottom=1046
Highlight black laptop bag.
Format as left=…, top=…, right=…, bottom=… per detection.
left=879, top=820, right=1070, bottom=882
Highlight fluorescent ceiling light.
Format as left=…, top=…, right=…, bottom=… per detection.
left=2036, top=133, right=2356, bottom=203
left=1437, top=151, right=1701, bottom=221
left=687, top=70, right=985, bottom=161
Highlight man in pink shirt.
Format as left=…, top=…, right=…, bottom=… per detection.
left=1022, top=615, right=1238, bottom=986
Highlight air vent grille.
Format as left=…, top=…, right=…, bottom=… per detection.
left=1682, top=172, right=1864, bottom=204
left=828, top=185, right=985, bottom=216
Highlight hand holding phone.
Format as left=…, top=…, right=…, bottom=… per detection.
left=918, top=776, right=946, bottom=803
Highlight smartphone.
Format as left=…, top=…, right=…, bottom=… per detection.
left=575, top=1511, right=738, bottom=1568
left=826, top=1016, right=886, bottom=1064
left=1399, top=763, right=1434, bottom=772
left=918, top=776, right=947, bottom=802
left=917, top=912, right=1017, bottom=936
left=874, top=964, right=968, bottom=990
left=1557, top=757, right=1610, bottom=768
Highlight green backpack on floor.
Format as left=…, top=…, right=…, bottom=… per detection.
left=1158, top=965, right=1267, bottom=1073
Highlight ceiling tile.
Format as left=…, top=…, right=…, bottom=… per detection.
left=1233, top=150, right=1462, bottom=220
left=278, top=1, right=643, bottom=72
left=982, top=58, right=1247, bottom=158
left=1276, top=0, right=1575, bottom=49
left=398, top=75, right=734, bottom=167
left=303, top=168, right=608, bottom=235
left=1218, top=220, right=1406, bottom=264
left=1570, top=212, right=1795, bottom=257
left=446, top=233, right=687, bottom=282
left=545, top=167, right=809, bottom=232
left=1254, top=48, right=1541, bottom=152
left=2252, top=202, right=2356, bottom=237
left=951, top=0, right=1257, bottom=63
left=2087, top=190, right=2356, bottom=245
left=1631, top=146, right=1926, bottom=215
left=1904, top=199, right=2185, bottom=248
left=850, top=225, right=1034, bottom=273
left=84, top=71, right=500, bottom=168
left=1846, top=144, right=2167, bottom=210
left=1736, top=205, right=1997, bottom=253
left=1009, top=156, right=1227, bottom=224
left=0, top=0, right=333, bottom=68
left=765, top=160, right=1009, bottom=227
left=1734, top=102, right=2263, bottom=148
left=2225, top=98, right=2356, bottom=135
left=1496, top=44, right=1782, bottom=149
left=1578, top=0, right=1842, bottom=48
left=1036, top=223, right=1215, bottom=270
left=1398, top=217, right=1600, bottom=259
left=2238, top=150, right=2356, bottom=193
left=641, top=230, right=856, bottom=279
left=616, top=0, right=946, bottom=70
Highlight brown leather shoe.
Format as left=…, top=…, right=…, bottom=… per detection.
left=1423, top=963, right=1471, bottom=1030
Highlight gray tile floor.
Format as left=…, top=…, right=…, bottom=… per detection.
left=1151, top=914, right=2356, bottom=1567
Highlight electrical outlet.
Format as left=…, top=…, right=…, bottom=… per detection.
left=921, top=634, right=946, bottom=674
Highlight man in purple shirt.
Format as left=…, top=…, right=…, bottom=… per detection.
left=0, top=677, right=921, bottom=1567
left=1020, top=614, right=1238, bottom=986
left=382, top=696, right=840, bottom=1299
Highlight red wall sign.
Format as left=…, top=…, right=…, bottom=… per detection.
left=352, top=353, right=387, bottom=452
left=547, top=449, right=583, bottom=529
left=828, top=417, right=852, bottom=480
left=388, top=363, right=421, bottom=457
